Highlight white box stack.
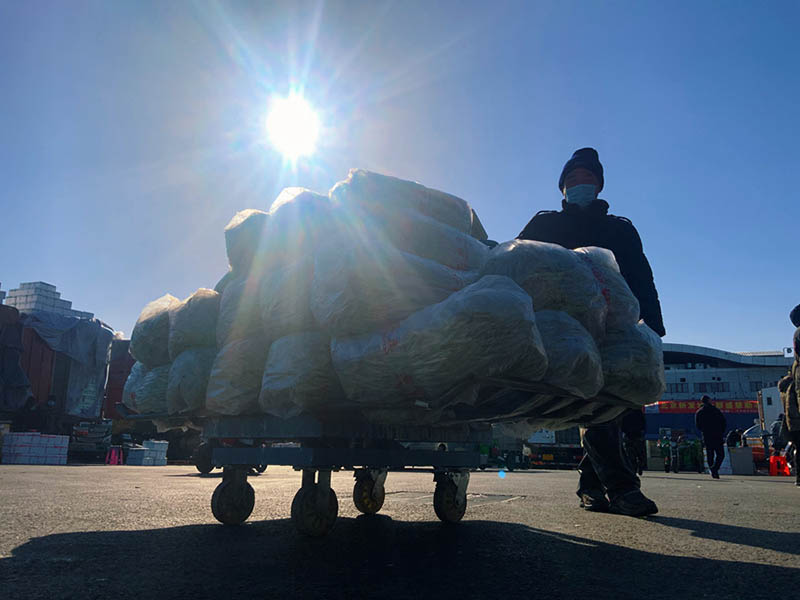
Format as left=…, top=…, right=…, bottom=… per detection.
left=142, top=440, right=169, bottom=466
left=2, top=432, right=69, bottom=465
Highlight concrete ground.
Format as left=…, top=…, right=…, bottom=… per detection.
left=1, top=465, right=798, bottom=600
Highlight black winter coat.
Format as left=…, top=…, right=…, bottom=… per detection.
left=518, top=199, right=665, bottom=337
left=695, top=403, right=727, bottom=439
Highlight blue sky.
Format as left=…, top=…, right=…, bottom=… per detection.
left=1, top=0, right=798, bottom=352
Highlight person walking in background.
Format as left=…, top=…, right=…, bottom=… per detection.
left=778, top=303, right=800, bottom=486
left=695, top=395, right=727, bottom=479
left=518, top=148, right=664, bottom=516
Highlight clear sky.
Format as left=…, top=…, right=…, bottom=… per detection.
left=1, top=1, right=798, bottom=352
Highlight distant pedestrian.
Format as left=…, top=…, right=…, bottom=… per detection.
left=695, top=395, right=727, bottom=479
left=770, top=414, right=787, bottom=455
left=726, top=429, right=742, bottom=448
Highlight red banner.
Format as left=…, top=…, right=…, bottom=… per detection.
left=645, top=400, right=758, bottom=414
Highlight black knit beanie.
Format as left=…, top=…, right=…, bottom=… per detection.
left=558, top=147, right=604, bottom=193
left=790, top=304, right=800, bottom=327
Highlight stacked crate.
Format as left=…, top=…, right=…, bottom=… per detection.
left=126, top=440, right=169, bottom=466
left=1, top=432, right=69, bottom=465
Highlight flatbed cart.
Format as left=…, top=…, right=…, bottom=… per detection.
left=203, top=413, right=491, bottom=536
left=118, top=377, right=640, bottom=537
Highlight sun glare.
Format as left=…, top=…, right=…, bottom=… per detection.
left=265, top=94, right=320, bottom=159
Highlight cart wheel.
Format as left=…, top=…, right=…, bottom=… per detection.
left=254, top=464, right=268, bottom=474
left=353, top=477, right=385, bottom=515
left=211, top=479, right=255, bottom=525
left=194, top=442, right=213, bottom=475
left=433, top=481, right=467, bottom=523
left=291, top=484, right=338, bottom=537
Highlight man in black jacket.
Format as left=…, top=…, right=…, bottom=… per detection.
left=695, top=395, right=727, bottom=478
left=518, top=148, right=664, bottom=516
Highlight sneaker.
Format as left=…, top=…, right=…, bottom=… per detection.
left=578, top=489, right=610, bottom=512
left=711, top=470, right=720, bottom=479
left=609, top=489, right=658, bottom=517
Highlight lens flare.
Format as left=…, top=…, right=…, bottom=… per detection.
left=265, top=93, right=320, bottom=159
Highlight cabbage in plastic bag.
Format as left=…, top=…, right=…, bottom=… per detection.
left=224, top=209, right=269, bottom=274
left=130, top=294, right=180, bottom=367
left=216, top=277, right=263, bottom=348
left=168, top=289, right=220, bottom=360
left=331, top=275, right=547, bottom=407
left=366, top=208, right=488, bottom=272
left=205, top=337, right=270, bottom=415
left=312, top=222, right=478, bottom=335
left=600, top=321, right=665, bottom=406
left=259, top=257, right=316, bottom=339
left=166, top=347, right=216, bottom=414
left=123, top=362, right=170, bottom=414
left=122, top=361, right=149, bottom=410
left=329, top=168, right=473, bottom=234
left=575, top=246, right=640, bottom=330
left=481, top=240, right=607, bottom=340
left=534, top=310, right=604, bottom=398
left=258, top=332, right=345, bottom=419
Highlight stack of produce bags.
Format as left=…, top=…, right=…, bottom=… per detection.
left=122, top=168, right=664, bottom=429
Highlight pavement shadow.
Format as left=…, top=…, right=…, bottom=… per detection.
left=652, top=516, right=800, bottom=556
left=1, top=517, right=796, bottom=600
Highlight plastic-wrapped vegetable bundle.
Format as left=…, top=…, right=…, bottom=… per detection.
left=600, top=321, right=665, bottom=406
left=166, top=347, right=216, bottom=414
left=365, top=209, right=488, bottom=272
left=216, top=277, right=264, bottom=348
left=122, top=362, right=170, bottom=414
left=259, top=257, right=316, bottom=339
left=331, top=275, right=548, bottom=408
left=258, top=332, right=345, bottom=419
left=224, top=209, right=269, bottom=274
left=574, top=246, right=640, bottom=330
left=130, top=294, right=180, bottom=367
left=481, top=240, right=607, bottom=340
left=312, top=222, right=478, bottom=336
left=329, top=168, right=473, bottom=234
left=251, top=188, right=334, bottom=273
left=168, top=288, right=220, bottom=360
left=205, top=338, right=270, bottom=415
left=534, top=310, right=604, bottom=398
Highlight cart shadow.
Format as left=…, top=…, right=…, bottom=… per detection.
left=651, top=516, right=800, bottom=556
left=1, top=517, right=796, bottom=600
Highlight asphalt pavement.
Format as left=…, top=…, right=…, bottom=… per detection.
left=1, top=465, right=798, bottom=600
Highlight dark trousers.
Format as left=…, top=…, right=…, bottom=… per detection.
left=577, top=422, right=640, bottom=499
left=704, top=438, right=725, bottom=472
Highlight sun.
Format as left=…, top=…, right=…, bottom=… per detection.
left=265, top=93, right=320, bottom=159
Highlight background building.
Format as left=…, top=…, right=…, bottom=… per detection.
left=3, top=282, right=93, bottom=319
left=644, top=343, right=793, bottom=438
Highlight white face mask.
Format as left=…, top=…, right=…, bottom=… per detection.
left=564, top=184, right=597, bottom=207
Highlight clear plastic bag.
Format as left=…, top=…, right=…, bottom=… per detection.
left=259, top=257, right=317, bottom=340
left=130, top=294, right=180, bottom=367
left=168, top=289, right=220, bottom=360
left=216, top=277, right=263, bottom=348
left=123, top=362, right=170, bottom=415
left=224, top=209, right=269, bottom=273
left=331, top=275, right=547, bottom=408
left=574, top=246, right=640, bottom=330
left=600, top=321, right=665, bottom=406
left=481, top=240, right=607, bottom=340
left=166, top=347, right=216, bottom=414
left=366, top=208, right=488, bottom=272
left=258, top=332, right=345, bottom=419
left=312, top=223, right=478, bottom=336
left=329, top=169, right=473, bottom=234
left=534, top=310, right=604, bottom=399
left=205, top=337, right=270, bottom=415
